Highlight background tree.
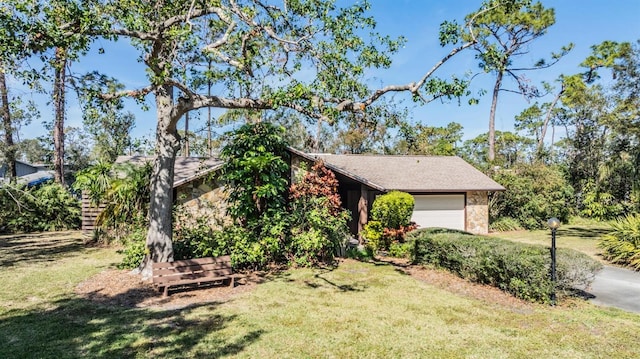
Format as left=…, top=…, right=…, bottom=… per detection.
left=0, top=2, right=36, bottom=181
left=559, top=41, right=639, bottom=216
left=397, top=122, right=463, bottom=155
left=460, top=130, right=534, bottom=169
left=468, top=0, right=571, bottom=163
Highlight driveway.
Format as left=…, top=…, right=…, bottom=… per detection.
left=587, top=265, right=640, bottom=314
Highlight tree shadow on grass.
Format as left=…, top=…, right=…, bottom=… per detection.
left=559, top=226, right=610, bottom=240
left=309, top=272, right=367, bottom=292
left=0, top=286, right=264, bottom=358
left=0, top=232, right=86, bottom=267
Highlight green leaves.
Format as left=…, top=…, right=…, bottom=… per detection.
left=220, top=122, right=290, bottom=224
left=600, top=214, right=640, bottom=270
left=439, top=20, right=461, bottom=46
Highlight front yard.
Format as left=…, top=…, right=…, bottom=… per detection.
left=489, top=218, right=609, bottom=261
left=0, top=230, right=638, bottom=358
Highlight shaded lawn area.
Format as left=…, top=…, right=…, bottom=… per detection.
left=489, top=219, right=610, bottom=261
left=1, top=232, right=639, bottom=358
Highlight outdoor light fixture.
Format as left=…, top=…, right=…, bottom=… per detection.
left=547, top=217, right=560, bottom=305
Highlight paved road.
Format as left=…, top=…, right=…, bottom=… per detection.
left=587, top=265, right=640, bottom=313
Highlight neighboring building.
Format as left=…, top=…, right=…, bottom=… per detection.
left=0, top=160, right=54, bottom=186
left=288, top=148, right=505, bottom=235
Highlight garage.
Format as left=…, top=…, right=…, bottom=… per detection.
left=411, top=194, right=465, bottom=231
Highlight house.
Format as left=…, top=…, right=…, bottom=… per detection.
left=288, top=148, right=505, bottom=235
left=0, top=160, right=54, bottom=186
left=114, top=155, right=226, bottom=208
left=81, top=156, right=225, bottom=233
left=85, top=150, right=504, bottom=236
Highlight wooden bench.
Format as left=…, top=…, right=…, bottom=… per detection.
left=152, top=256, right=236, bottom=297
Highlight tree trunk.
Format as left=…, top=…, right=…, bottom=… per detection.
left=487, top=70, right=503, bottom=163
left=537, top=85, right=564, bottom=158
left=137, top=84, right=181, bottom=279
left=183, top=111, right=189, bottom=156
left=0, top=68, right=16, bottom=181
left=53, top=47, right=67, bottom=185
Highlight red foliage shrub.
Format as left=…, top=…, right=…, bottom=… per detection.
left=289, top=161, right=342, bottom=215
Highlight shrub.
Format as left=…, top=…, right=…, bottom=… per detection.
left=408, top=228, right=602, bottom=303
left=288, top=161, right=350, bottom=266
left=579, top=181, right=625, bottom=221
left=363, top=191, right=416, bottom=251
left=220, top=122, right=290, bottom=225
left=599, top=214, right=640, bottom=270
left=361, top=220, right=384, bottom=250
left=0, top=182, right=80, bottom=233
left=389, top=241, right=412, bottom=258
left=491, top=163, right=574, bottom=230
left=489, top=217, right=523, bottom=232
left=370, top=191, right=414, bottom=230
left=117, top=229, right=147, bottom=269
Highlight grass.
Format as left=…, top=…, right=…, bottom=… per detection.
left=1, top=230, right=639, bottom=358
left=489, top=217, right=610, bottom=261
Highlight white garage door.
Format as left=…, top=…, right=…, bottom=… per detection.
left=411, top=194, right=465, bottom=231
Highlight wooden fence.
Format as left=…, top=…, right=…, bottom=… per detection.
left=81, top=192, right=105, bottom=234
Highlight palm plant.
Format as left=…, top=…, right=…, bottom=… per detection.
left=600, top=214, right=640, bottom=270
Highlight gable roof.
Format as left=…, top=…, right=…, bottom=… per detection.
left=115, top=156, right=224, bottom=187
left=290, top=148, right=504, bottom=192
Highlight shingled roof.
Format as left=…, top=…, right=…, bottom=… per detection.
left=298, top=151, right=504, bottom=192
left=115, top=156, right=223, bottom=187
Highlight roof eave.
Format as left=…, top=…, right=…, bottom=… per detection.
left=396, top=187, right=506, bottom=193
left=172, top=163, right=224, bottom=188
left=288, top=147, right=387, bottom=192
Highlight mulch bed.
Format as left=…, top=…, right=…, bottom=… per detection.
left=75, top=258, right=534, bottom=312
left=75, top=269, right=264, bottom=309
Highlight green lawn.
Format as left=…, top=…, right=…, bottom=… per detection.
left=1, top=230, right=639, bottom=358
left=489, top=218, right=610, bottom=261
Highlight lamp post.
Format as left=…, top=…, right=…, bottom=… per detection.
left=547, top=217, right=561, bottom=305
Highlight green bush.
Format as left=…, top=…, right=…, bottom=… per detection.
left=117, top=229, right=147, bottom=269
left=363, top=191, right=416, bottom=251
left=389, top=241, right=412, bottom=258
left=599, top=214, right=640, bottom=270
left=407, top=228, right=602, bottom=303
left=361, top=220, right=385, bottom=250
left=288, top=197, right=350, bottom=267
left=370, top=191, right=414, bottom=229
left=579, top=181, right=625, bottom=221
left=0, top=182, right=80, bottom=233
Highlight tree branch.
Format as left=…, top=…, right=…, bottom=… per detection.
left=99, top=86, right=154, bottom=101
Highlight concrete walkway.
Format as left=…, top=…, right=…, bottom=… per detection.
left=587, top=265, right=640, bottom=314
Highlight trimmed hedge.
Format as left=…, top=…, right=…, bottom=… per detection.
left=407, top=228, right=602, bottom=303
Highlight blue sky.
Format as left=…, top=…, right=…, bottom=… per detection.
left=15, top=0, right=640, bottom=144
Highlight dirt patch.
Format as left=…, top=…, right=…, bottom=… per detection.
left=75, top=269, right=264, bottom=309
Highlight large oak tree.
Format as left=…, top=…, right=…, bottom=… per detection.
left=7, top=0, right=516, bottom=277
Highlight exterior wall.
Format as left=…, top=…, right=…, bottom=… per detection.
left=465, top=191, right=489, bottom=234
left=0, top=161, right=38, bottom=178
left=290, top=153, right=314, bottom=182
left=175, top=176, right=231, bottom=229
